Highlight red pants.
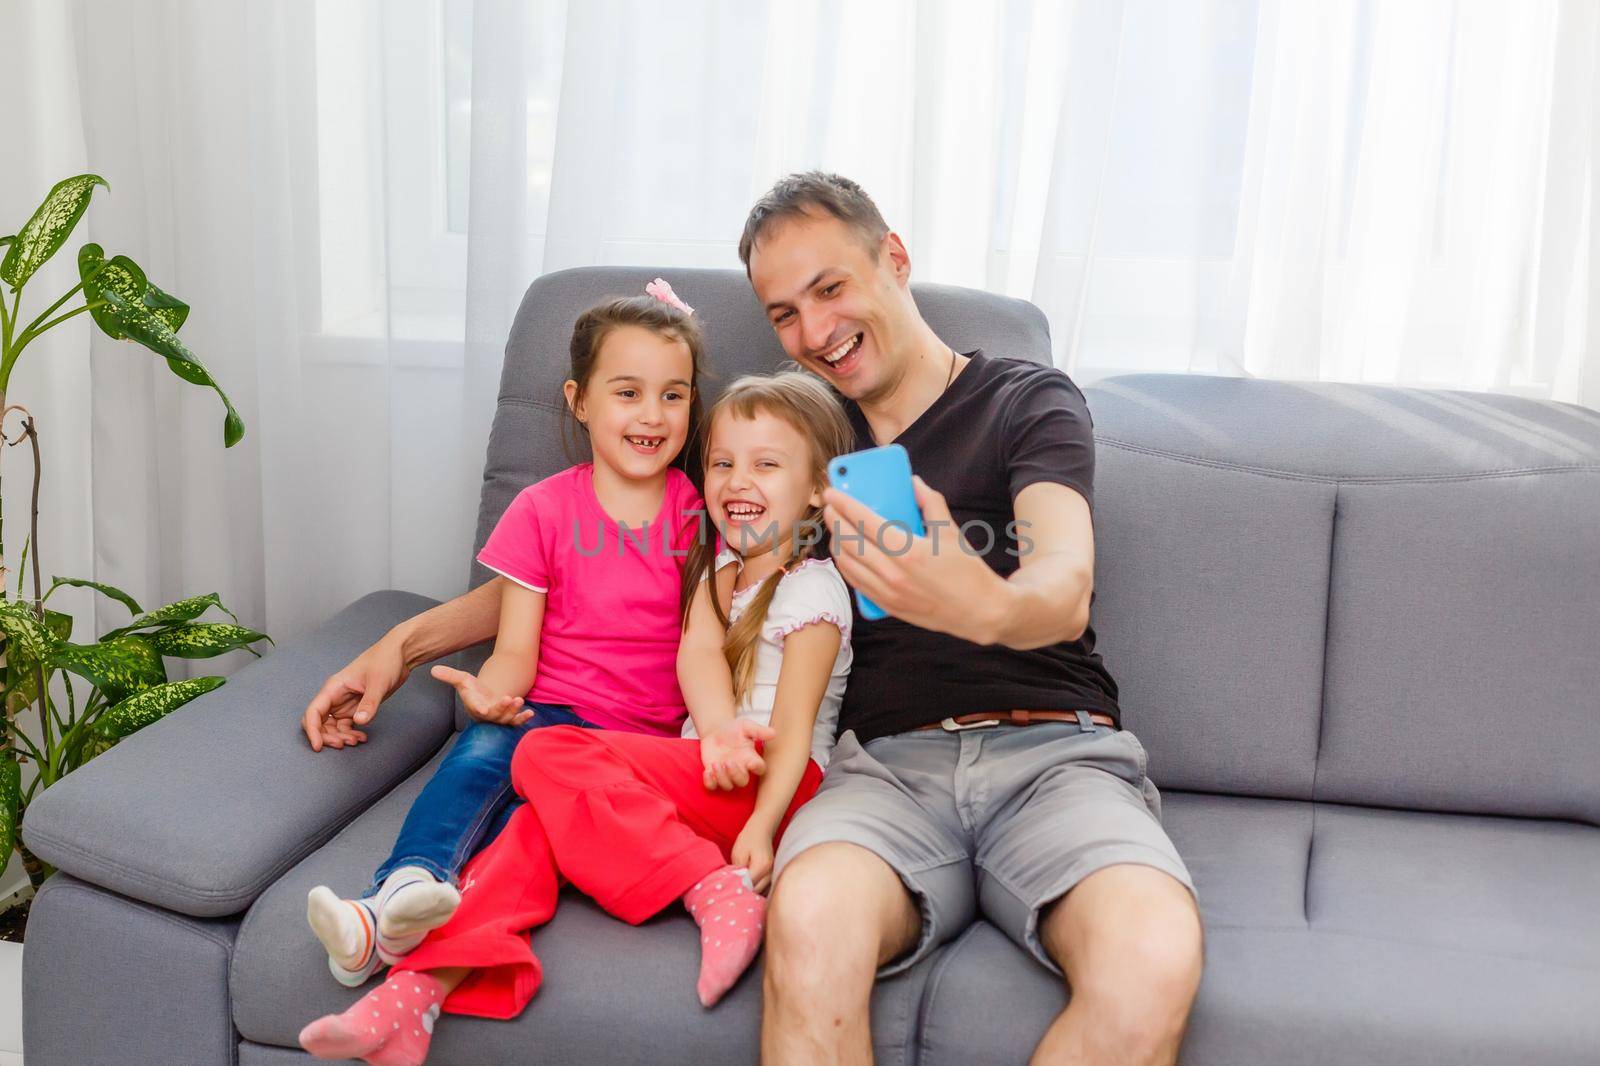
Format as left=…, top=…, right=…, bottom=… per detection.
left=396, top=725, right=823, bottom=1019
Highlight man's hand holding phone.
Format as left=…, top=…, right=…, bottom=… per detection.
left=824, top=447, right=1010, bottom=644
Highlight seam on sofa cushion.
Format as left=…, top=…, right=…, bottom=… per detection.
left=1304, top=482, right=1337, bottom=925
left=44, top=878, right=240, bottom=953
left=1203, top=923, right=1600, bottom=974
left=495, top=395, right=567, bottom=414
left=912, top=923, right=987, bottom=1066
left=1099, top=437, right=1600, bottom=485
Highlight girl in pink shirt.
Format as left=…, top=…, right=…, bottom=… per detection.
left=305, top=281, right=707, bottom=986
left=300, top=373, right=857, bottom=1066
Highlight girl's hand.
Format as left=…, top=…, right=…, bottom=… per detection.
left=430, top=665, right=534, bottom=726
left=700, top=719, right=775, bottom=791
left=731, top=825, right=776, bottom=894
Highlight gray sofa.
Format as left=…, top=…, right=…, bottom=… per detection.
left=21, top=267, right=1600, bottom=1065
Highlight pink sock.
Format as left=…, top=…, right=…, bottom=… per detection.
left=299, top=970, right=445, bottom=1066
left=683, top=865, right=766, bottom=1007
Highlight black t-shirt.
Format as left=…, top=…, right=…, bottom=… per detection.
left=838, top=350, right=1121, bottom=743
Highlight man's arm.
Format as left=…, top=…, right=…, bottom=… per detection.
left=393, top=576, right=508, bottom=668
left=301, top=577, right=507, bottom=750
left=986, top=480, right=1094, bottom=649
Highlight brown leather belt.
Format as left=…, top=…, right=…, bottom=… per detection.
left=915, top=710, right=1119, bottom=733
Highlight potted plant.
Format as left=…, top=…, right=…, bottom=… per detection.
left=0, top=175, right=269, bottom=937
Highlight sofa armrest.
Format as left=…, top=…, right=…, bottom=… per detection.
left=21, top=589, right=459, bottom=917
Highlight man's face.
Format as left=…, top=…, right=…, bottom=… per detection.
left=748, top=212, right=912, bottom=404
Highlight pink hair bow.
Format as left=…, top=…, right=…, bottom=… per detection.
left=645, top=277, right=694, bottom=316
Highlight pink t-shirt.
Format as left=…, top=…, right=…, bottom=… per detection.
left=476, top=464, right=702, bottom=735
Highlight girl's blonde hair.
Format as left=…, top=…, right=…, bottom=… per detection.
left=679, top=372, right=855, bottom=706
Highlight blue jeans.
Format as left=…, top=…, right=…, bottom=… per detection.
left=365, top=701, right=599, bottom=896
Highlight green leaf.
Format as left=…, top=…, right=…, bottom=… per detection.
left=99, top=591, right=222, bottom=640
left=98, top=675, right=225, bottom=739
left=78, top=726, right=118, bottom=764
left=0, top=598, right=59, bottom=663
left=50, top=634, right=166, bottom=704
left=0, top=756, right=19, bottom=865
left=78, top=245, right=245, bottom=448
left=46, top=608, right=72, bottom=641
left=0, top=174, right=108, bottom=289
left=145, top=622, right=270, bottom=659
left=157, top=355, right=244, bottom=447
left=1, top=598, right=69, bottom=706
left=46, top=575, right=143, bottom=617
left=77, top=244, right=149, bottom=342
left=143, top=281, right=189, bottom=332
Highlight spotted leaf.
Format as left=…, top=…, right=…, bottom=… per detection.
left=5, top=608, right=72, bottom=715
left=77, top=244, right=148, bottom=342
left=1, top=174, right=107, bottom=288
left=143, top=281, right=189, bottom=332
left=51, top=634, right=166, bottom=704
left=145, top=622, right=270, bottom=659
left=78, top=245, right=244, bottom=448
left=0, top=757, right=19, bottom=866
left=99, top=592, right=227, bottom=640
left=0, top=598, right=59, bottom=663
left=98, top=676, right=226, bottom=739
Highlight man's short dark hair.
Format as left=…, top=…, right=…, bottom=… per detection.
left=738, top=172, right=890, bottom=270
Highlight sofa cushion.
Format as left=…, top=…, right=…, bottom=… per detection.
left=1086, top=434, right=1334, bottom=799
left=1318, top=471, right=1600, bottom=823
left=917, top=790, right=1600, bottom=1065
left=231, top=739, right=938, bottom=1064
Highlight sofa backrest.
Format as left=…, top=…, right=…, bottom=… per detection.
left=471, top=266, right=1051, bottom=585
left=476, top=267, right=1600, bottom=826
left=1087, top=374, right=1600, bottom=825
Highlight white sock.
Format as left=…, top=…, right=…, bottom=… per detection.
left=372, top=865, right=461, bottom=963
left=306, top=886, right=381, bottom=987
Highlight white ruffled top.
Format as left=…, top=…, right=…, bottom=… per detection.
left=681, top=547, right=853, bottom=769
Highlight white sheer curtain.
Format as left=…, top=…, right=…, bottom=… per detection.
left=5, top=0, right=1598, bottom=656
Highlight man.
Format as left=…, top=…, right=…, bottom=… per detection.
left=303, top=173, right=1202, bottom=1065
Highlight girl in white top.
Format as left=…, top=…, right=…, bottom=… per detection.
left=680, top=546, right=851, bottom=770
left=300, top=373, right=856, bottom=1066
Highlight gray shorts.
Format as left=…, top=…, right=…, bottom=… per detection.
left=773, top=716, right=1195, bottom=977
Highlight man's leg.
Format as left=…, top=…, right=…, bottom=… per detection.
left=762, top=842, right=921, bottom=1065
left=970, top=721, right=1202, bottom=1066
left=761, top=730, right=977, bottom=1064
left=1033, top=864, right=1202, bottom=1065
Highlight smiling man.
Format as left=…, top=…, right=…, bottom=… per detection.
left=742, top=173, right=1201, bottom=1066
left=300, top=172, right=1202, bottom=1065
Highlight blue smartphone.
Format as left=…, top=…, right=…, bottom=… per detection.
left=826, top=444, right=925, bottom=621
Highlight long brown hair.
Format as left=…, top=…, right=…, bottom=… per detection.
left=562, top=294, right=708, bottom=476
left=679, top=373, right=854, bottom=706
